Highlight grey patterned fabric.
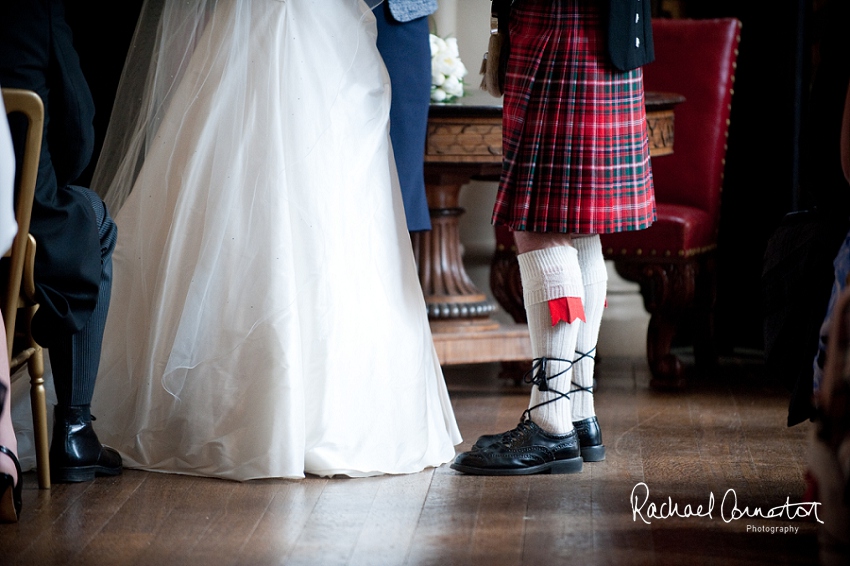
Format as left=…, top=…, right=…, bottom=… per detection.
left=386, top=0, right=437, bottom=22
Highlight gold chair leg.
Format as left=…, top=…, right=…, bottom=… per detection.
left=29, top=346, right=50, bottom=489
left=26, top=304, right=50, bottom=489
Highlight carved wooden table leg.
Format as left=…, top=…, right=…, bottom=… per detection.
left=412, top=169, right=498, bottom=333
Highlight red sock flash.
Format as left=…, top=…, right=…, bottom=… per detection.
left=548, top=297, right=586, bottom=326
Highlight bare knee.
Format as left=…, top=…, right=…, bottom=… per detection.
left=513, top=231, right=597, bottom=254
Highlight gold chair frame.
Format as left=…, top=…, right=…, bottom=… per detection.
left=2, top=88, right=49, bottom=489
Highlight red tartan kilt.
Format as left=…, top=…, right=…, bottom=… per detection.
left=492, top=0, right=656, bottom=234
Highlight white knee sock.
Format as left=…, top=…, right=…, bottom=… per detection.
left=572, top=236, right=607, bottom=421
left=518, top=245, right=585, bottom=434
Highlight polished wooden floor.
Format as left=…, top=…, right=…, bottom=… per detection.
left=1, top=353, right=821, bottom=565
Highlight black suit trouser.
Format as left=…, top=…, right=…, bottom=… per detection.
left=47, top=187, right=116, bottom=408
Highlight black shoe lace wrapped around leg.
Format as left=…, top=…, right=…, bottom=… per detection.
left=521, top=347, right=597, bottom=422
left=569, top=346, right=597, bottom=397
left=521, top=356, right=573, bottom=422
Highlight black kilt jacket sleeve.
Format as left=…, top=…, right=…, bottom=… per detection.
left=607, top=0, right=655, bottom=71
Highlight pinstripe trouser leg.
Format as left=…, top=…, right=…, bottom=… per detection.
left=49, top=188, right=117, bottom=408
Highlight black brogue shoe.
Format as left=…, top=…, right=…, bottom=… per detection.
left=451, top=420, right=583, bottom=476
left=472, top=416, right=605, bottom=462
left=572, top=416, right=605, bottom=461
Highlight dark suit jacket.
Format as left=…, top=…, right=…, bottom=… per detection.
left=0, top=0, right=103, bottom=343
left=498, top=0, right=655, bottom=72
left=607, top=0, right=655, bottom=71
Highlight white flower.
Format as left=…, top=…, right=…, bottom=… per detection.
left=442, top=75, right=464, bottom=97
left=429, top=33, right=468, bottom=103
left=433, top=53, right=463, bottom=78
left=455, top=58, right=469, bottom=80
left=444, top=37, right=461, bottom=58
left=430, top=34, right=448, bottom=58
left=431, top=87, right=448, bottom=102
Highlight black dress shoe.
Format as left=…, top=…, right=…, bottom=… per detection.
left=0, top=445, right=22, bottom=523
left=50, top=405, right=122, bottom=483
left=451, top=420, right=583, bottom=476
left=472, top=416, right=606, bottom=462
left=571, top=417, right=605, bottom=462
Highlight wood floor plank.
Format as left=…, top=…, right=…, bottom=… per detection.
left=67, top=471, right=197, bottom=566
left=234, top=479, right=327, bottom=566
left=466, top=476, right=529, bottom=566
left=589, top=363, right=658, bottom=561
left=8, top=471, right=146, bottom=566
left=519, top=473, right=596, bottom=565
left=0, top=475, right=94, bottom=558
left=346, top=470, right=435, bottom=566
left=174, top=478, right=283, bottom=566
left=128, top=475, right=241, bottom=565
left=0, top=355, right=826, bottom=565
left=282, top=476, right=400, bottom=564
left=404, top=468, right=486, bottom=565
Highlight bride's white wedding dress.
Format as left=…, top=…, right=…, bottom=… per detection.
left=90, top=0, right=461, bottom=480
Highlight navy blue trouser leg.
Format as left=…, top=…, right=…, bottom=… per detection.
left=374, top=5, right=433, bottom=232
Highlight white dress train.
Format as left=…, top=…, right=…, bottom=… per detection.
left=90, top=0, right=461, bottom=481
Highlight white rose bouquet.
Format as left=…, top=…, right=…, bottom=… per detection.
left=430, top=34, right=468, bottom=103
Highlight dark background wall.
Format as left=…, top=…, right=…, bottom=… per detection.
left=65, top=1, right=145, bottom=188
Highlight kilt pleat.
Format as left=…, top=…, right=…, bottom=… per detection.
left=492, top=0, right=656, bottom=234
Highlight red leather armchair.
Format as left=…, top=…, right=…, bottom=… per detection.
left=600, top=17, right=742, bottom=388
